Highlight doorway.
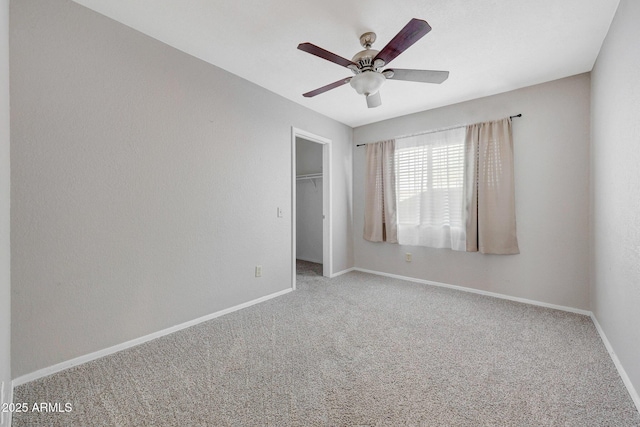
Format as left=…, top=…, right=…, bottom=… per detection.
left=291, top=128, right=331, bottom=290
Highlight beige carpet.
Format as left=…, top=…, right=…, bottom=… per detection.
left=12, top=263, right=640, bottom=426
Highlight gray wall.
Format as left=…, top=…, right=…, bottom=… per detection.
left=296, top=138, right=323, bottom=264
left=0, top=0, right=11, bottom=420
left=354, top=74, right=591, bottom=310
left=590, top=0, right=640, bottom=399
left=10, top=0, right=352, bottom=378
left=295, top=137, right=322, bottom=175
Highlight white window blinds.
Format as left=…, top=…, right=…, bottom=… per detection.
left=395, top=126, right=467, bottom=251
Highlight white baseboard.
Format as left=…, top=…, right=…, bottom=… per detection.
left=330, top=267, right=355, bottom=278
left=12, top=288, right=293, bottom=387
left=0, top=380, right=12, bottom=427
left=353, top=268, right=591, bottom=316
left=590, top=314, right=640, bottom=414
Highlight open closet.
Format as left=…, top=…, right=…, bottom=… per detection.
left=295, top=137, right=323, bottom=274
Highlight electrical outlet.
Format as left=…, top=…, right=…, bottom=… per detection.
left=405, top=253, right=412, bottom=262
left=255, top=265, right=262, bottom=277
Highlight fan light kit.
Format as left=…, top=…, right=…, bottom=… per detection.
left=297, top=19, right=449, bottom=108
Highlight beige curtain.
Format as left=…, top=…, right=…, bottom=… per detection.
left=363, top=140, right=398, bottom=243
left=464, top=118, right=519, bottom=254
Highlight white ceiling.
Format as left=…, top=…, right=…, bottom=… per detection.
left=72, top=0, right=619, bottom=128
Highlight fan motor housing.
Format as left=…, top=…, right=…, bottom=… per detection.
left=352, top=49, right=379, bottom=71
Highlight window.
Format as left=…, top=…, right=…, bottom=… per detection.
left=395, top=127, right=467, bottom=250
left=363, top=118, right=518, bottom=254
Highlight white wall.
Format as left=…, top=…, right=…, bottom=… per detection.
left=296, top=138, right=323, bottom=264
left=590, top=0, right=640, bottom=401
left=0, top=0, right=11, bottom=423
left=354, top=74, right=591, bottom=310
left=296, top=137, right=322, bottom=175
left=10, top=0, right=352, bottom=378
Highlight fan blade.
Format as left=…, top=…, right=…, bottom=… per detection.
left=374, top=19, right=432, bottom=66
left=297, top=43, right=357, bottom=69
left=366, top=92, right=382, bottom=108
left=303, top=77, right=352, bottom=98
left=385, top=68, right=449, bottom=84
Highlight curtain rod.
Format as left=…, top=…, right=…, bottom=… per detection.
left=355, top=114, right=522, bottom=147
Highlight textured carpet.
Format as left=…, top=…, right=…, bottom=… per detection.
left=296, top=259, right=323, bottom=277
left=13, top=264, right=640, bottom=426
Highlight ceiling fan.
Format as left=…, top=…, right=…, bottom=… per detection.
left=297, top=18, right=449, bottom=108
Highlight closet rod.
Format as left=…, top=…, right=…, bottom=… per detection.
left=356, top=114, right=522, bottom=147
left=296, top=173, right=322, bottom=188
left=296, top=173, right=323, bottom=180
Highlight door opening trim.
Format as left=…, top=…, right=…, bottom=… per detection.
left=291, top=127, right=332, bottom=290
